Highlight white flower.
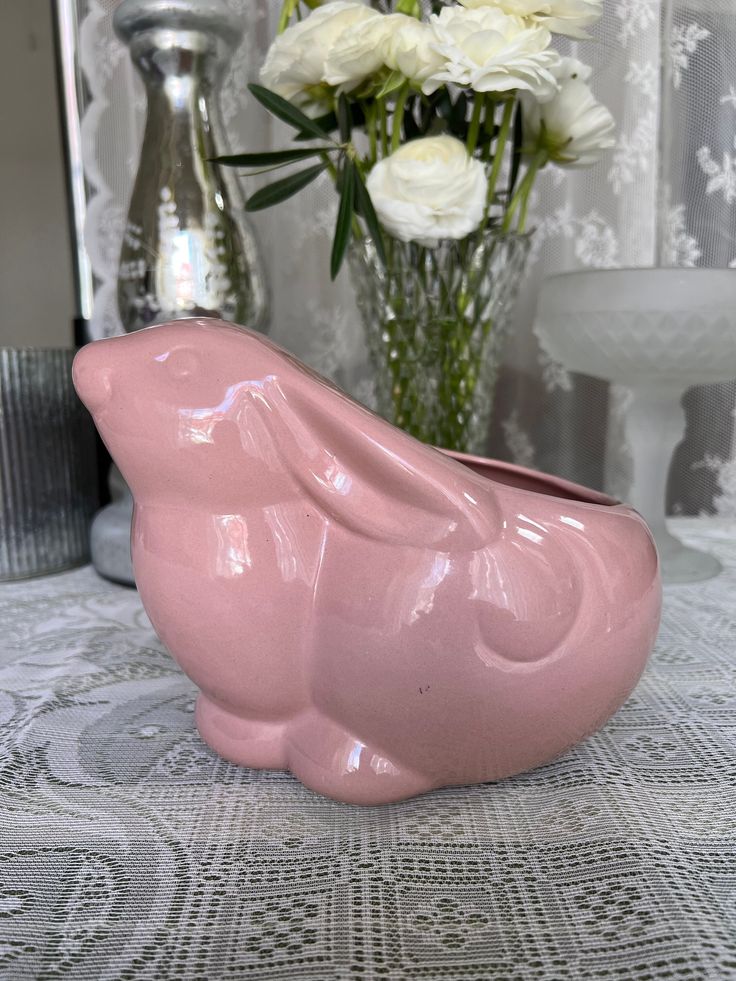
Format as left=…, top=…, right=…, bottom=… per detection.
left=458, top=0, right=602, bottom=39
left=424, top=6, right=561, bottom=99
left=382, top=18, right=444, bottom=87
left=523, top=78, right=616, bottom=166
left=260, top=1, right=378, bottom=102
left=552, top=56, right=592, bottom=83
left=324, top=13, right=407, bottom=90
left=366, top=135, right=488, bottom=246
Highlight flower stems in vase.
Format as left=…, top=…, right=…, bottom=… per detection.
left=350, top=230, right=532, bottom=451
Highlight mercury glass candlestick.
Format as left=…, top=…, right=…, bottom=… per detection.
left=114, top=0, right=267, bottom=331
left=534, top=268, right=736, bottom=583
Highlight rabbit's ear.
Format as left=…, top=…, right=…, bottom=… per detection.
left=275, top=383, right=500, bottom=551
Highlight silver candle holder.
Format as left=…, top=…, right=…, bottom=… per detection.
left=114, top=0, right=268, bottom=332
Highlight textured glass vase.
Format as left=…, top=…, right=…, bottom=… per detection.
left=114, top=0, right=268, bottom=333
left=349, top=231, right=531, bottom=454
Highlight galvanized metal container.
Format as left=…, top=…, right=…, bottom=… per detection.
left=0, top=348, right=98, bottom=580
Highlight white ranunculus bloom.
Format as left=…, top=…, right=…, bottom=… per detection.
left=260, top=1, right=379, bottom=102
left=366, top=135, right=488, bottom=246
left=552, top=56, right=592, bottom=83
left=424, top=6, right=561, bottom=99
left=324, top=13, right=408, bottom=90
left=457, top=0, right=602, bottom=39
left=382, top=18, right=444, bottom=87
left=523, top=78, right=616, bottom=166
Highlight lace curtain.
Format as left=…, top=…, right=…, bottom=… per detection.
left=78, top=0, right=736, bottom=516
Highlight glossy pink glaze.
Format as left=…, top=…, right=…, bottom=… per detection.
left=73, top=318, right=662, bottom=804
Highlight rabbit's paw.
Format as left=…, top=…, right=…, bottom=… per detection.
left=195, top=694, right=288, bottom=769
left=285, top=711, right=435, bottom=805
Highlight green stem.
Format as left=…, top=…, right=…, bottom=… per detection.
left=379, top=99, right=389, bottom=157
left=502, top=149, right=546, bottom=232
left=365, top=101, right=377, bottom=165
left=481, top=97, right=496, bottom=165
left=484, top=98, right=514, bottom=222
left=518, top=150, right=547, bottom=232
left=391, top=84, right=410, bottom=154
left=321, top=150, right=338, bottom=184
left=466, top=95, right=484, bottom=156
left=517, top=177, right=535, bottom=233
left=277, top=0, right=297, bottom=33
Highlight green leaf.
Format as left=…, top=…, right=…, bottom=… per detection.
left=245, top=162, right=327, bottom=211
left=248, top=83, right=330, bottom=141
left=331, top=161, right=355, bottom=280
left=337, top=93, right=352, bottom=143
left=354, top=168, right=386, bottom=267
left=213, top=147, right=336, bottom=168
left=508, top=102, right=524, bottom=199
left=294, top=110, right=337, bottom=140
left=376, top=70, right=405, bottom=100
left=295, top=103, right=366, bottom=140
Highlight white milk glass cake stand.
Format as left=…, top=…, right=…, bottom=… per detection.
left=534, top=268, right=736, bottom=583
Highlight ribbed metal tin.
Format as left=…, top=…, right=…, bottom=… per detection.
left=0, top=348, right=98, bottom=580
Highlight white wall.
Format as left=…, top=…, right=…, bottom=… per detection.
left=0, top=0, right=75, bottom=348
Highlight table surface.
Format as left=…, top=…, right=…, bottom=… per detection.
left=1, top=518, right=735, bottom=981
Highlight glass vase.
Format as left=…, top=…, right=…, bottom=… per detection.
left=349, top=230, right=531, bottom=454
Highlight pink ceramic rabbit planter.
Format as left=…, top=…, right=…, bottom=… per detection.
left=74, top=318, right=661, bottom=805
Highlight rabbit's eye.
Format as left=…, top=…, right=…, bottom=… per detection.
left=160, top=348, right=199, bottom=380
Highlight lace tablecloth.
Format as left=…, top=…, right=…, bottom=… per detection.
left=2, top=518, right=735, bottom=980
